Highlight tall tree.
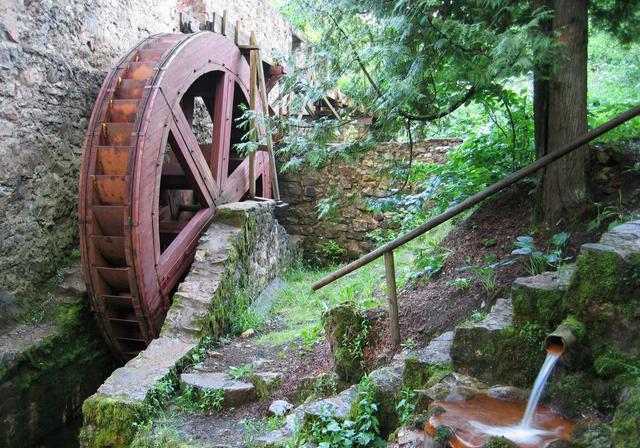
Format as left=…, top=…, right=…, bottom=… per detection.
left=535, top=0, right=589, bottom=224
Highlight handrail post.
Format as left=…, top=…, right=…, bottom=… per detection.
left=384, top=250, right=401, bottom=349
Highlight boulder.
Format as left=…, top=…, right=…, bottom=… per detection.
left=303, top=385, right=359, bottom=423
left=268, top=400, right=294, bottom=417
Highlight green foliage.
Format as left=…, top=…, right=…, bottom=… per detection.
left=227, top=364, right=254, bottom=381
left=228, top=288, right=265, bottom=335
left=175, top=385, right=224, bottom=414
left=395, top=388, right=417, bottom=426
left=450, top=277, right=470, bottom=290
left=459, top=254, right=513, bottom=292
left=315, top=238, right=347, bottom=263
left=588, top=197, right=640, bottom=232
left=511, top=232, right=571, bottom=275
left=408, top=243, right=448, bottom=281
left=470, top=310, right=488, bottom=323
left=302, top=375, right=385, bottom=448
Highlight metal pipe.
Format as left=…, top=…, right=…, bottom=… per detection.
left=312, top=105, right=640, bottom=291
left=544, top=323, right=577, bottom=354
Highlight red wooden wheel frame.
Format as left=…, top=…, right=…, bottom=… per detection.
left=79, top=32, right=272, bottom=361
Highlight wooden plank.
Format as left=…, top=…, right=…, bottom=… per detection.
left=222, top=10, right=228, bottom=35
left=92, top=205, right=126, bottom=237
left=108, top=99, right=140, bottom=123
left=97, top=267, right=131, bottom=292
left=96, top=146, right=131, bottom=175
left=383, top=251, right=401, bottom=348
left=92, top=175, right=129, bottom=205
left=92, top=235, right=126, bottom=266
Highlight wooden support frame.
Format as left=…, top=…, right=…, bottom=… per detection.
left=246, top=31, right=281, bottom=201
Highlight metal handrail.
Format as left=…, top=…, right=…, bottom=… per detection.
left=312, top=105, right=640, bottom=346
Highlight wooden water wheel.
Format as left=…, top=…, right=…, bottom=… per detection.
left=79, top=32, right=276, bottom=362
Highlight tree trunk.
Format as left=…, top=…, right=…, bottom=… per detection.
left=535, top=0, right=590, bottom=225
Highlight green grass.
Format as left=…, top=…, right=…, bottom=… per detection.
left=257, top=224, right=451, bottom=349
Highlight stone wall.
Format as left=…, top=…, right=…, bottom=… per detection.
left=277, top=139, right=462, bottom=261
left=0, top=0, right=296, bottom=311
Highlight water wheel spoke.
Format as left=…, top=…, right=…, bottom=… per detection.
left=169, top=105, right=220, bottom=204
left=211, top=72, right=236, bottom=188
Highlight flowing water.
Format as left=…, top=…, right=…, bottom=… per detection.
left=520, top=346, right=562, bottom=429
left=426, top=344, right=573, bottom=447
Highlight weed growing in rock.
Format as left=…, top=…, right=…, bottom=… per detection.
left=175, top=385, right=224, bottom=413
left=227, top=364, right=254, bottom=380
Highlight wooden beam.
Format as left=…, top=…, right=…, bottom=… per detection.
left=384, top=251, right=401, bottom=349
left=222, top=10, right=228, bottom=35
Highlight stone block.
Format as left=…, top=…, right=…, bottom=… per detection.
left=180, top=372, right=257, bottom=407
left=511, top=267, right=574, bottom=331
left=403, top=331, right=454, bottom=389
left=322, top=303, right=369, bottom=383
left=451, top=299, right=545, bottom=388
left=250, top=371, right=283, bottom=400
left=303, top=385, right=359, bottom=424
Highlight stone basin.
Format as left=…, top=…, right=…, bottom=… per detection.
left=425, top=395, right=575, bottom=447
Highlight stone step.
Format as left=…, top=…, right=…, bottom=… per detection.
left=403, top=330, right=454, bottom=389
left=511, top=266, right=574, bottom=329
left=303, top=384, right=359, bottom=423
left=180, top=372, right=257, bottom=407
left=250, top=371, right=283, bottom=400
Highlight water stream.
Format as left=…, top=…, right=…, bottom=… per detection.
left=520, top=347, right=562, bottom=429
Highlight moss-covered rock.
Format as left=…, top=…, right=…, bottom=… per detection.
left=572, top=421, right=614, bottom=448
left=403, top=331, right=454, bottom=389
left=452, top=323, right=545, bottom=388
left=0, top=299, right=114, bottom=448
left=322, top=302, right=371, bottom=383
left=566, top=243, right=624, bottom=316
left=250, top=372, right=282, bottom=400
left=511, top=268, right=573, bottom=331
left=612, top=385, right=640, bottom=447
left=481, top=437, right=519, bottom=448
left=79, top=395, right=147, bottom=448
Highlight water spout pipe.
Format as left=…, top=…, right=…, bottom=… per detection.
left=544, top=323, right=577, bottom=354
